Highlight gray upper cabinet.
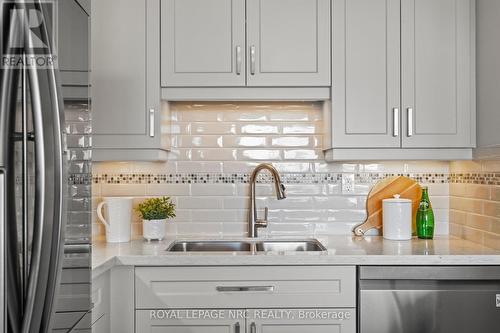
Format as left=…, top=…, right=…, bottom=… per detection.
left=58, top=0, right=89, bottom=100
left=246, top=0, right=331, bottom=86
left=329, top=0, right=475, bottom=157
left=401, top=0, right=475, bottom=148
left=161, top=0, right=330, bottom=88
left=331, top=0, right=401, bottom=148
left=161, top=0, right=246, bottom=87
left=92, top=0, right=168, bottom=161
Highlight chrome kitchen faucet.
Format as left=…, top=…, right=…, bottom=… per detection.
left=248, top=163, right=286, bottom=238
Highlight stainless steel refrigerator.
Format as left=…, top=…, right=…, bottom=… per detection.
left=0, top=0, right=91, bottom=332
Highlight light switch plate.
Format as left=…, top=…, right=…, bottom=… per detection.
left=342, top=173, right=355, bottom=194
left=496, top=294, right=500, bottom=308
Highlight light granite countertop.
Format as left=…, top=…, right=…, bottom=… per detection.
left=92, top=235, right=500, bottom=277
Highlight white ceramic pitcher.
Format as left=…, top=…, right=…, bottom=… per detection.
left=97, top=197, right=133, bottom=243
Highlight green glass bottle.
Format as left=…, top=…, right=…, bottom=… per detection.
left=416, top=186, right=435, bottom=239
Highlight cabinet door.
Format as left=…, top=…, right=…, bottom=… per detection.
left=136, top=310, right=242, bottom=333
left=248, top=309, right=356, bottom=333
left=331, top=0, right=401, bottom=148
left=92, top=271, right=110, bottom=332
left=401, top=0, right=475, bottom=148
left=246, top=0, right=331, bottom=86
left=92, top=0, right=163, bottom=152
left=161, top=0, right=246, bottom=87
left=58, top=0, right=89, bottom=100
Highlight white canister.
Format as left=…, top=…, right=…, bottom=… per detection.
left=97, top=197, right=133, bottom=243
left=382, top=194, right=412, bottom=240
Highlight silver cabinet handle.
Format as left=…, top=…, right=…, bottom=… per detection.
left=235, top=322, right=240, bottom=333
left=393, top=108, right=399, bottom=137
left=216, top=286, right=275, bottom=292
left=236, top=46, right=242, bottom=75
left=250, top=322, right=256, bottom=333
left=407, top=107, right=413, bottom=137
left=149, top=108, right=155, bottom=137
left=250, top=45, right=256, bottom=75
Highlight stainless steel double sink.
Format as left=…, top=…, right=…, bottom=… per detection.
left=167, top=239, right=326, bottom=252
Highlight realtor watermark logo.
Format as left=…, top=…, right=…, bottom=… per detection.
left=149, top=309, right=353, bottom=321
left=1, top=0, right=58, bottom=69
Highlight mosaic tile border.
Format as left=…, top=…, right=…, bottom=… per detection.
left=92, top=172, right=453, bottom=185
left=449, top=173, right=500, bottom=185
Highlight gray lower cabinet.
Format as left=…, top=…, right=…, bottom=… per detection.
left=135, top=266, right=356, bottom=333
left=136, top=310, right=241, bottom=333
left=161, top=0, right=331, bottom=88
left=248, top=309, right=355, bottom=333
left=91, top=270, right=110, bottom=333
left=329, top=0, right=475, bottom=158
left=91, top=0, right=168, bottom=161
left=136, top=309, right=355, bottom=333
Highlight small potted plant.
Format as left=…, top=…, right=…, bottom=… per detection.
left=136, top=197, right=176, bottom=242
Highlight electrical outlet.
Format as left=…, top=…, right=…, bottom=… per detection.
left=342, top=173, right=355, bottom=194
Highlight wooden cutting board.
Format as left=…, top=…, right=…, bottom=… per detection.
left=353, top=176, right=422, bottom=236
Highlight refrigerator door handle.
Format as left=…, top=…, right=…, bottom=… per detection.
left=20, top=2, right=67, bottom=331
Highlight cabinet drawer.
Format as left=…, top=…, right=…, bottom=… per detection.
left=135, top=266, right=356, bottom=309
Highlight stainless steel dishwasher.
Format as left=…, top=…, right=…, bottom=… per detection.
left=359, top=266, right=500, bottom=333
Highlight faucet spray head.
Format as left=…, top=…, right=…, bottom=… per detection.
left=277, top=183, right=286, bottom=200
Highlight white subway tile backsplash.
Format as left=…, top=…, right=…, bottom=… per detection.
left=238, top=149, right=281, bottom=161
left=223, top=161, right=261, bottom=173
left=223, top=136, right=267, bottom=147
left=192, top=148, right=237, bottom=161
left=191, top=184, right=237, bottom=196
left=177, top=197, right=224, bottom=209
left=282, top=124, right=319, bottom=134
left=240, top=124, right=280, bottom=134
left=314, top=196, right=359, bottom=209
left=190, top=209, right=237, bottom=222
left=272, top=162, right=313, bottom=173
left=284, top=184, right=327, bottom=196
left=191, top=122, right=237, bottom=135
left=223, top=197, right=250, bottom=210
left=271, top=136, right=318, bottom=148
left=171, top=209, right=192, bottom=222
left=222, top=223, right=248, bottom=236
left=267, top=196, right=314, bottom=209
left=176, top=135, right=223, bottom=148
left=146, top=184, right=190, bottom=196
left=176, top=222, right=223, bottom=237
left=93, top=102, right=456, bottom=239
left=267, top=222, right=315, bottom=236
left=176, top=161, right=223, bottom=173
left=324, top=209, right=366, bottom=222
left=101, top=184, right=145, bottom=196
left=283, top=149, right=322, bottom=160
